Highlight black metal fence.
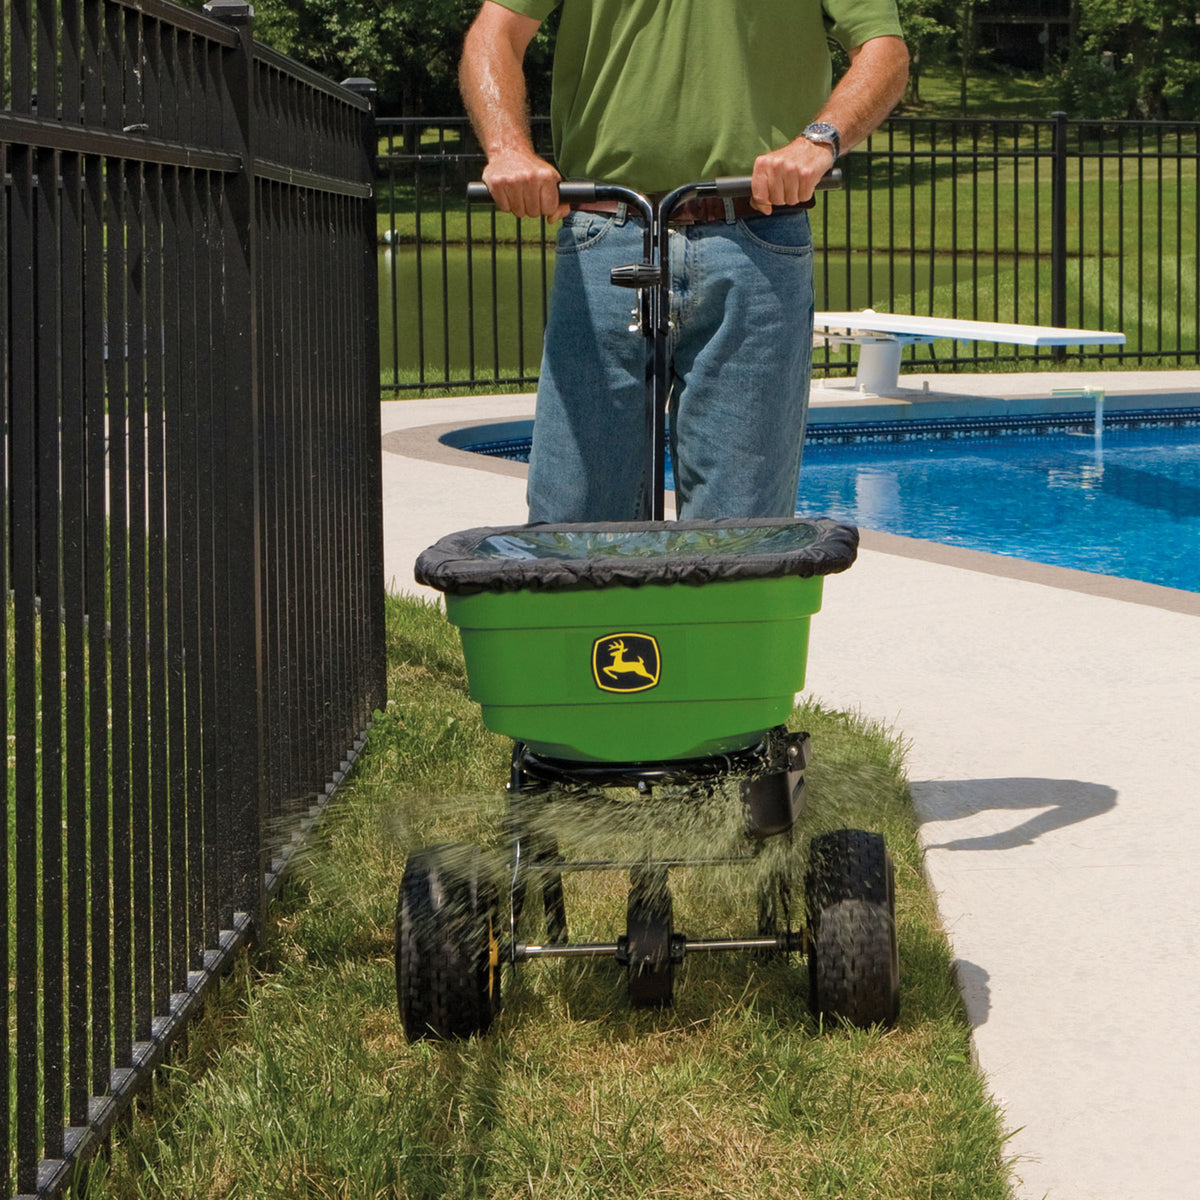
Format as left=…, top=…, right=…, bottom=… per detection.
left=2, top=1, right=385, bottom=1193
left=378, top=113, right=1200, bottom=392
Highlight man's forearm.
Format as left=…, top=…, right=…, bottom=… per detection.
left=460, top=6, right=537, bottom=161
left=459, top=2, right=565, bottom=219
left=750, top=35, right=908, bottom=212
left=815, top=35, right=910, bottom=154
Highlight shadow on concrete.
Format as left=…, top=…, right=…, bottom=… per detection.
left=912, top=777, right=1118, bottom=852
left=953, top=959, right=991, bottom=1028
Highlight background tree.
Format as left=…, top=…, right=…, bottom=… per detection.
left=895, top=0, right=956, bottom=107
left=242, top=0, right=556, bottom=117
left=212, top=0, right=1200, bottom=125
left=956, top=0, right=991, bottom=117
left=1060, top=0, right=1200, bottom=120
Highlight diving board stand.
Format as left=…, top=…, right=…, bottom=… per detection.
left=813, top=310, right=1126, bottom=397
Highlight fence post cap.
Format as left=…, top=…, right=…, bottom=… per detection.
left=341, top=78, right=377, bottom=95
left=205, top=0, right=254, bottom=24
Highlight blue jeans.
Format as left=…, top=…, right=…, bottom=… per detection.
left=527, top=207, right=814, bottom=522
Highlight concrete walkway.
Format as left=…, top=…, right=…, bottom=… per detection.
left=380, top=373, right=1200, bottom=1200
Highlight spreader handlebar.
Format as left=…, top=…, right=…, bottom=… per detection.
left=466, top=169, right=841, bottom=208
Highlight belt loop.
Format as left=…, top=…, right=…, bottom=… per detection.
left=615, top=201, right=629, bottom=227
left=723, top=197, right=737, bottom=224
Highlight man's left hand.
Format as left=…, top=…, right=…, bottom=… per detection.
left=750, top=138, right=834, bottom=215
left=749, top=36, right=909, bottom=216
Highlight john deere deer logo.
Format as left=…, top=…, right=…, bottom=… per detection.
left=592, top=633, right=661, bottom=693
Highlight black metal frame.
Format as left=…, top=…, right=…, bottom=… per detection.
left=2, top=2, right=385, bottom=1194
left=504, top=727, right=811, bottom=988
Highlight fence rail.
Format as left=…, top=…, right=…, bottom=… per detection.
left=2, top=1, right=385, bottom=1193
left=377, top=113, right=1200, bottom=392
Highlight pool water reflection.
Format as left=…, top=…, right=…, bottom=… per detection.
left=796, top=418, right=1200, bottom=592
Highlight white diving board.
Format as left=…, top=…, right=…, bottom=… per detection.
left=813, top=309, right=1126, bottom=396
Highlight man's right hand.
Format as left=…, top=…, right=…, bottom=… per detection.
left=461, top=3, right=567, bottom=222
left=481, top=150, right=568, bottom=222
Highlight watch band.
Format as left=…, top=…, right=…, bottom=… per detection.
left=802, top=121, right=841, bottom=161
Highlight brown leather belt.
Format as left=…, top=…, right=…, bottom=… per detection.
left=570, top=195, right=815, bottom=224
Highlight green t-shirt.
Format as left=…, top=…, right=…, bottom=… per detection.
left=493, top=0, right=903, bottom=192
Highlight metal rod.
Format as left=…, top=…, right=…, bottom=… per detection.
left=548, top=857, right=756, bottom=873
left=1, top=138, right=9, bottom=1194
left=37, top=124, right=67, bottom=1164
left=514, top=942, right=622, bottom=961
left=683, top=936, right=794, bottom=954
left=62, top=141, right=91, bottom=1130
left=1051, top=111, right=1068, bottom=338
left=512, top=933, right=804, bottom=963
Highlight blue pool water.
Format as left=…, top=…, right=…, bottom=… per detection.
left=797, top=416, right=1200, bottom=593
left=458, top=410, right=1200, bottom=593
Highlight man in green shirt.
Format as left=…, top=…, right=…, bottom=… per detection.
left=461, top=1, right=908, bottom=522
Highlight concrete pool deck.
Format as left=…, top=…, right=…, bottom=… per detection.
left=380, top=370, right=1200, bottom=1200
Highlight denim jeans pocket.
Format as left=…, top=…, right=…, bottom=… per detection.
left=735, top=211, right=813, bottom=255
left=556, top=211, right=617, bottom=255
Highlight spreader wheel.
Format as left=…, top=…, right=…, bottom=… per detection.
left=396, top=845, right=502, bottom=1041
left=805, top=829, right=899, bottom=1029
left=625, top=867, right=674, bottom=1007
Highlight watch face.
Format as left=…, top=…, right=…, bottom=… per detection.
left=804, top=122, right=839, bottom=157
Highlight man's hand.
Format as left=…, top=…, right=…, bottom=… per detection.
left=461, top=2, right=569, bottom=223
left=750, top=138, right=835, bottom=215
left=751, top=35, right=909, bottom=216
left=482, top=149, right=568, bottom=222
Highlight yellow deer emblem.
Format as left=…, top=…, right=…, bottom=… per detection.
left=603, top=639, right=656, bottom=682
left=592, top=633, right=661, bottom=693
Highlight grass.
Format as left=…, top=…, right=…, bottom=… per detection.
left=379, top=369, right=539, bottom=399
left=78, top=593, right=1017, bottom=1199
left=907, top=64, right=1066, bottom=120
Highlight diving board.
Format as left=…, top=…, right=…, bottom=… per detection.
left=813, top=309, right=1127, bottom=396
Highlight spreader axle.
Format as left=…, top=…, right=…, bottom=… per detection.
left=510, top=930, right=805, bottom=963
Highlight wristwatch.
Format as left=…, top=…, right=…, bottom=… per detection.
left=802, top=121, right=841, bottom=161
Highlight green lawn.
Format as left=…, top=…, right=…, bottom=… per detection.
left=907, top=64, right=1066, bottom=119
left=79, top=594, right=1017, bottom=1199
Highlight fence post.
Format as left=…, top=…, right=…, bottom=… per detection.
left=1051, top=110, right=1069, bottom=357
left=204, top=0, right=265, bottom=927
left=342, top=78, right=389, bottom=715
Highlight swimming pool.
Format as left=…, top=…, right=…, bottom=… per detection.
left=798, top=412, right=1200, bottom=593
left=454, top=409, right=1200, bottom=594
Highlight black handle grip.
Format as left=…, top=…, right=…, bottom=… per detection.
left=712, top=168, right=842, bottom=198
left=466, top=180, right=600, bottom=205
left=711, top=175, right=753, bottom=198
left=559, top=181, right=599, bottom=203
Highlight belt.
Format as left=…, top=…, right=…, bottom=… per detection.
left=569, top=195, right=814, bottom=224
